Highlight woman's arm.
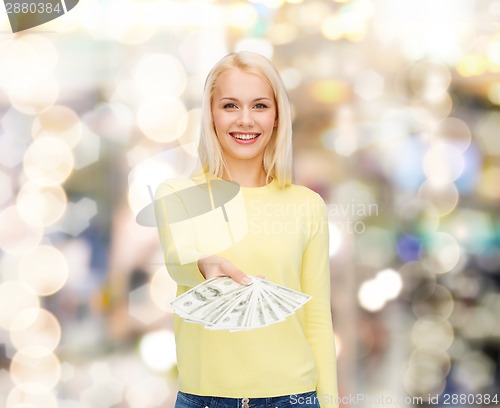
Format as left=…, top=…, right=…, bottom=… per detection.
left=300, top=193, right=339, bottom=408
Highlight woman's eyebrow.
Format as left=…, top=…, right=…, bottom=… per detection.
left=219, top=97, right=272, bottom=102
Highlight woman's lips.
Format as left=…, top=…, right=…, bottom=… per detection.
left=229, top=132, right=261, bottom=144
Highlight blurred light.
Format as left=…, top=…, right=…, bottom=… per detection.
left=55, top=198, right=97, bottom=237
left=235, top=38, right=274, bottom=59
left=477, top=164, right=500, bottom=200
left=8, top=75, right=59, bottom=115
left=376, top=269, right=403, bottom=300
left=424, top=232, right=461, bottom=274
left=80, top=362, right=124, bottom=407
left=405, top=347, right=449, bottom=397
left=380, top=135, right=426, bottom=191
left=23, top=137, right=74, bottom=187
left=412, top=284, right=454, bottom=320
left=149, top=267, right=177, bottom=312
left=409, top=61, right=451, bottom=102
left=355, top=228, right=395, bottom=268
left=10, top=308, right=61, bottom=354
left=399, top=261, right=436, bottom=301
left=106, top=0, right=155, bottom=44
left=310, top=80, right=349, bottom=104
left=417, top=180, right=459, bottom=216
left=431, top=117, right=471, bottom=152
left=7, top=383, right=57, bottom=408
left=477, top=248, right=500, bottom=275
left=128, top=169, right=173, bottom=217
left=328, top=223, right=343, bottom=256
left=397, top=199, right=440, bottom=235
left=139, top=330, right=177, bottom=371
left=0, top=35, right=57, bottom=91
left=10, top=348, right=61, bottom=388
left=487, top=83, right=500, bottom=105
left=456, top=54, right=488, bottom=77
left=0, top=281, right=40, bottom=330
left=133, top=54, right=187, bottom=99
left=129, top=283, right=167, bottom=325
left=18, top=245, right=68, bottom=296
left=125, top=375, right=170, bottom=408
left=32, top=105, right=82, bottom=148
left=82, top=102, right=134, bottom=144
left=287, top=1, right=329, bottom=32
left=0, top=206, right=43, bottom=255
left=455, top=351, right=495, bottom=392
left=72, top=124, right=101, bottom=170
left=358, top=279, right=386, bottom=312
left=422, top=142, right=464, bottom=186
left=487, top=37, right=500, bottom=65
left=280, top=67, right=303, bottom=90
left=137, top=97, right=188, bottom=143
left=396, top=235, right=422, bottom=263
left=226, top=3, right=259, bottom=29
left=445, top=209, right=494, bottom=254
left=16, top=183, right=67, bottom=227
left=0, top=170, right=13, bottom=207
left=357, top=269, right=402, bottom=312
left=475, top=112, right=500, bottom=156
left=267, top=23, right=298, bottom=45
left=354, top=70, right=384, bottom=101
left=455, top=142, right=482, bottom=194
left=178, top=108, right=202, bottom=147
left=411, top=317, right=454, bottom=350
left=321, top=10, right=367, bottom=41
left=263, top=0, right=285, bottom=7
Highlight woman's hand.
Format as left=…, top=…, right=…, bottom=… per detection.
left=197, top=255, right=253, bottom=285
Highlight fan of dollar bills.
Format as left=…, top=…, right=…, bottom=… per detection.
left=170, top=277, right=311, bottom=331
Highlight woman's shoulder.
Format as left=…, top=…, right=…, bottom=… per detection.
left=282, top=182, right=326, bottom=203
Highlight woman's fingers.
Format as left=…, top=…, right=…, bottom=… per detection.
left=198, top=255, right=253, bottom=285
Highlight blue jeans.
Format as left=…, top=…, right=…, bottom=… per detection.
left=174, top=390, right=320, bottom=408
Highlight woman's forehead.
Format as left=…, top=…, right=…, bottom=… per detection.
left=213, top=68, right=274, bottom=96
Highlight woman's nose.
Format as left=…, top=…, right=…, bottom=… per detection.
left=237, top=109, right=254, bottom=127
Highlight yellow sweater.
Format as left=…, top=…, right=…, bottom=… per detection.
left=155, top=174, right=338, bottom=407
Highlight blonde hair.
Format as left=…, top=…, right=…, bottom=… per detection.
left=198, top=51, right=293, bottom=188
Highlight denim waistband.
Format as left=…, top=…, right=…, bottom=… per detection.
left=174, top=390, right=320, bottom=408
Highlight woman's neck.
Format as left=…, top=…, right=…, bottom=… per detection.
left=222, top=162, right=268, bottom=187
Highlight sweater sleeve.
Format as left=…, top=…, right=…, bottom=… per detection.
left=300, top=193, right=339, bottom=407
left=154, top=181, right=206, bottom=288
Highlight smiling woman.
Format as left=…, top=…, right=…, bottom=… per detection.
left=155, top=52, right=339, bottom=408
left=211, top=69, right=277, bottom=175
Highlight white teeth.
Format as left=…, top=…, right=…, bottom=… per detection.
left=232, top=133, right=259, bottom=140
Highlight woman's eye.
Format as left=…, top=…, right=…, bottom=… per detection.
left=223, top=103, right=237, bottom=109
left=254, top=103, right=268, bottom=109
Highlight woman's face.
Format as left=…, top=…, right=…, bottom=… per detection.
left=211, top=68, right=277, bottom=167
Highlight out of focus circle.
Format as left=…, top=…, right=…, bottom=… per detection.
left=23, top=137, right=74, bottom=186
left=18, top=245, right=69, bottom=296
left=7, top=383, right=57, bottom=408
left=32, top=105, right=82, bottom=148
left=16, top=183, right=67, bottom=227
left=10, top=348, right=61, bottom=388
left=10, top=309, right=61, bottom=355
left=137, top=97, right=188, bottom=143
left=8, top=75, right=59, bottom=115
left=0, top=206, right=43, bottom=255
left=417, top=180, right=459, bottom=216
left=0, top=281, right=40, bottom=331
left=150, top=267, right=176, bottom=312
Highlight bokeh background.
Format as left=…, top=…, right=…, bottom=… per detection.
left=1, top=0, right=500, bottom=407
